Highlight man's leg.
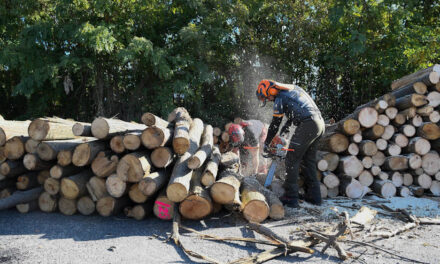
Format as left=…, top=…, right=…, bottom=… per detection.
left=283, top=121, right=318, bottom=207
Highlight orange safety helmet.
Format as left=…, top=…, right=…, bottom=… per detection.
left=228, top=124, right=244, bottom=146
left=256, top=79, right=279, bottom=107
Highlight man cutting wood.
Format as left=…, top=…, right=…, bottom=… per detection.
left=228, top=120, right=268, bottom=176
left=256, top=79, right=325, bottom=208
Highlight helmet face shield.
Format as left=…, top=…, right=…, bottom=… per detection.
left=258, top=97, right=267, bottom=107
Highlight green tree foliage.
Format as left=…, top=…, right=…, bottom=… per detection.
left=0, top=0, right=439, bottom=124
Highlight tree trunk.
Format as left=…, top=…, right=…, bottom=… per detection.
left=123, top=132, right=142, bottom=151
left=96, top=196, right=130, bottom=217
left=210, top=170, right=243, bottom=205
left=0, top=159, right=27, bottom=177
left=405, top=137, right=431, bottom=155
left=49, top=164, right=83, bottom=179
left=322, top=171, right=340, bottom=189
left=316, top=151, right=339, bottom=172
left=385, top=107, right=398, bottom=119
left=358, top=170, right=374, bottom=187
left=0, top=187, right=43, bottom=210
left=346, top=107, right=378, bottom=128
left=417, top=123, right=440, bottom=140
left=422, top=151, right=440, bottom=175
left=188, top=125, right=213, bottom=169
left=58, top=197, right=77, bottom=215
left=141, top=126, right=173, bottom=149
left=392, top=134, right=408, bottom=148
left=44, top=177, right=60, bottom=195
left=38, top=192, right=58, bottom=212
left=391, top=65, right=440, bottom=90
left=179, top=168, right=213, bottom=220
left=372, top=180, right=396, bottom=198
left=60, top=170, right=93, bottom=199
left=377, top=114, right=390, bottom=126
left=25, top=139, right=40, bottom=154
left=395, top=94, right=427, bottom=110
left=4, top=136, right=26, bottom=160
left=72, top=140, right=107, bottom=167
left=150, top=147, right=174, bottom=168
left=72, top=122, right=92, bottom=137
left=171, top=107, right=192, bottom=155
left=201, top=146, right=221, bottom=186
left=116, top=151, right=152, bottom=182
left=91, top=151, right=119, bottom=178
left=397, top=186, right=411, bottom=197
left=318, top=133, right=349, bottom=153
left=105, top=174, right=127, bottom=198
left=86, top=176, right=109, bottom=202
left=91, top=117, right=146, bottom=139
left=325, top=118, right=360, bottom=135
left=23, top=153, right=53, bottom=170
left=166, top=118, right=204, bottom=202
left=138, top=170, right=168, bottom=197
left=427, top=91, right=440, bottom=107
left=28, top=118, right=77, bottom=141
left=77, top=196, right=95, bottom=215
left=339, top=176, right=364, bottom=198
left=361, top=156, right=373, bottom=169
left=391, top=82, right=428, bottom=98
left=240, top=177, right=270, bottom=223
left=382, top=156, right=408, bottom=171
left=0, top=120, right=31, bottom=146
left=399, top=124, right=416, bottom=137
left=128, top=183, right=148, bottom=203
left=141, top=113, right=171, bottom=128
left=338, top=156, right=363, bottom=178
left=359, top=140, right=378, bottom=156
left=403, top=173, right=414, bottom=186
left=110, top=135, right=125, bottom=153
left=124, top=201, right=155, bottom=220
left=411, top=115, right=423, bottom=127
left=375, top=138, right=387, bottom=151
left=404, top=153, right=422, bottom=170
left=57, top=149, right=73, bottom=166
left=414, top=174, right=432, bottom=189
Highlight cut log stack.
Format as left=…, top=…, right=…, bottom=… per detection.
left=317, top=65, right=440, bottom=198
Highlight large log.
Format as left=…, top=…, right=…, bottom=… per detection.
left=153, top=190, right=175, bottom=220
left=72, top=140, right=107, bottom=167
left=58, top=197, right=77, bottom=215
left=60, top=170, right=93, bottom=199
left=37, top=170, right=50, bottom=185
left=49, top=164, right=83, bottom=179
left=318, top=133, right=349, bottom=153
left=124, top=201, right=155, bottom=220
left=72, top=122, right=92, bottom=137
left=391, top=134, right=408, bottom=148
left=377, top=114, right=390, bottom=126
left=128, top=183, right=148, bottom=203
left=141, top=113, right=171, bottom=128
left=338, top=156, right=363, bottom=178
left=110, top=135, right=125, bottom=153
left=399, top=124, right=416, bottom=137
left=391, top=82, right=428, bottom=98
left=241, top=177, right=270, bottom=223
left=430, top=181, right=440, bottom=196
left=210, top=170, right=242, bottom=205
left=375, top=138, right=388, bottom=151
left=385, top=107, right=398, bottom=119
left=105, top=174, right=127, bottom=198
left=171, top=107, right=192, bottom=155
left=141, top=126, right=173, bottom=149
left=28, top=118, right=77, bottom=141
left=0, top=160, right=27, bottom=177
left=44, top=177, right=60, bottom=195
left=316, top=151, right=339, bottom=172
left=381, top=125, right=395, bottom=140
left=188, top=125, right=213, bottom=169
left=359, top=140, right=378, bottom=156
left=339, top=176, right=364, bottom=199
left=390, top=171, right=403, bottom=187
left=382, top=156, right=408, bottom=171
left=427, top=91, right=440, bottom=107
left=415, top=174, right=432, bottom=189
left=405, top=137, right=431, bottom=155
left=361, top=156, right=373, bottom=169
left=325, top=119, right=360, bottom=135
left=57, top=149, right=72, bottom=166
left=16, top=200, right=39, bottom=214
left=38, top=192, right=58, bottom=212
left=16, top=172, right=39, bottom=190
left=417, top=123, right=440, bottom=140
left=372, top=180, right=396, bottom=198
left=425, top=111, right=440, bottom=123
left=346, top=107, right=378, bottom=128
left=150, top=147, right=174, bottom=168
left=91, top=151, right=119, bottom=178
left=395, top=94, right=427, bottom=110
left=411, top=115, right=423, bottom=127
left=322, top=171, right=340, bottom=189
left=403, top=173, right=414, bottom=186
left=200, top=146, right=221, bottom=187
left=86, top=176, right=109, bottom=202
left=23, top=153, right=52, bottom=170
left=24, top=139, right=40, bottom=154
left=4, top=136, right=26, bottom=160
left=123, top=132, right=142, bottom=151
left=422, top=151, right=440, bottom=176
left=96, top=196, right=130, bottom=217
left=391, top=65, right=440, bottom=90
left=0, top=187, right=43, bottom=210
left=37, top=139, right=91, bottom=161
left=358, top=170, right=374, bottom=187
left=116, top=151, right=152, bottom=182
left=0, top=120, right=31, bottom=146
left=417, top=105, right=434, bottom=116
left=166, top=118, right=204, bottom=202
left=179, top=168, right=213, bottom=220
left=350, top=132, right=362, bottom=143
left=77, top=196, right=95, bottom=215
left=91, top=117, right=146, bottom=139
left=405, top=153, right=422, bottom=170
left=138, top=170, right=168, bottom=197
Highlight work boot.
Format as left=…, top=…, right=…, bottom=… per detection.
left=280, top=195, right=299, bottom=208
left=304, top=183, right=322, bottom=206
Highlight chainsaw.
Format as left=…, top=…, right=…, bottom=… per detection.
left=244, top=135, right=294, bottom=187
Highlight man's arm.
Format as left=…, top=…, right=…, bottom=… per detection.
left=264, top=115, right=283, bottom=146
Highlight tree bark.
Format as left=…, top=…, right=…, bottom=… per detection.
left=138, top=170, right=168, bottom=197
left=28, top=118, right=77, bottom=141
left=72, top=140, right=107, bottom=167
left=395, top=94, right=427, bottom=110
left=201, top=146, right=221, bottom=186
left=240, top=177, right=270, bottom=223
left=0, top=159, right=27, bottom=177
left=60, top=170, right=93, bottom=199
left=23, top=153, right=53, bottom=170
left=188, top=125, right=213, bottom=169
left=91, top=117, right=146, bottom=139
left=0, top=120, right=31, bottom=146
left=0, top=187, right=43, bottom=210
left=372, top=180, right=396, bottom=198
left=171, top=107, right=192, bottom=155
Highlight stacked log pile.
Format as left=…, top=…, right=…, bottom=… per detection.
left=0, top=109, right=281, bottom=223
left=317, top=65, right=440, bottom=198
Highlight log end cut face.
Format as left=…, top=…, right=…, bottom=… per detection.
left=380, top=182, right=396, bottom=198
left=61, top=178, right=80, bottom=199
left=269, top=204, right=285, bottom=220
left=153, top=197, right=174, bottom=220
left=201, top=172, right=215, bottom=187
left=179, top=195, right=213, bottom=220
left=72, top=143, right=91, bottom=166
left=23, top=154, right=37, bottom=170
left=172, top=138, right=190, bottom=155
left=110, top=136, right=125, bottom=153
left=142, top=127, right=165, bottom=149
left=38, top=192, right=57, bottom=212
left=91, top=118, right=110, bottom=139
left=138, top=180, right=156, bottom=197
left=210, top=182, right=236, bottom=204
left=166, top=183, right=188, bottom=203
left=151, top=148, right=172, bottom=168
left=123, top=135, right=141, bottom=150
left=96, top=197, right=116, bottom=217
left=28, top=119, right=49, bottom=141
left=0, top=162, right=10, bottom=175
left=141, top=113, right=156, bottom=126
left=105, top=175, right=126, bottom=198
left=358, top=107, right=378, bottom=128
left=5, top=137, right=25, bottom=160
left=242, top=200, right=269, bottom=223
left=343, top=119, right=360, bottom=135
left=77, top=196, right=95, bottom=215
left=0, top=128, right=6, bottom=146
left=44, top=178, right=60, bottom=195
left=57, top=150, right=72, bottom=166
left=58, top=197, right=77, bottom=215
left=329, top=133, right=349, bottom=153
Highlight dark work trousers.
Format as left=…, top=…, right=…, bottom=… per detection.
left=284, top=115, right=325, bottom=202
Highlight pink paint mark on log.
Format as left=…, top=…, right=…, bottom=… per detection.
left=155, top=200, right=171, bottom=220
